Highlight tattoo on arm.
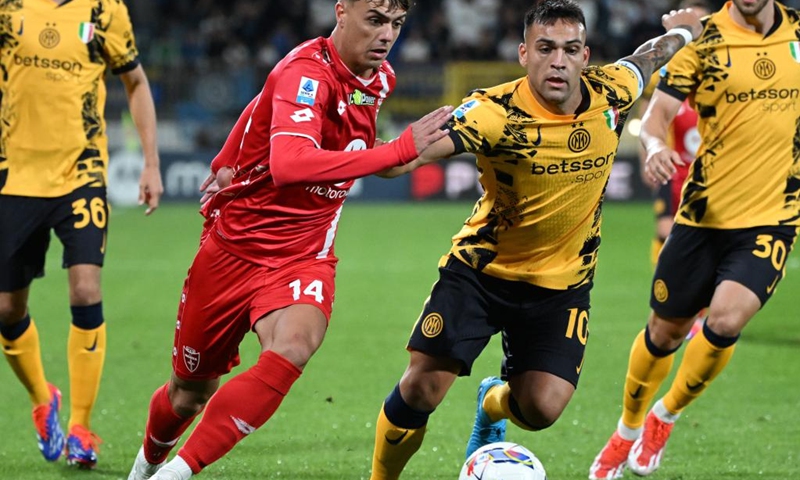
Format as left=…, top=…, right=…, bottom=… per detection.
left=622, top=24, right=693, bottom=79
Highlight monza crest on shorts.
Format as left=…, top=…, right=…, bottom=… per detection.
left=183, top=346, right=200, bottom=372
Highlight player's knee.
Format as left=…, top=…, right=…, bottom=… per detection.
left=647, top=314, right=692, bottom=347
left=399, top=375, right=448, bottom=411
left=704, top=315, right=744, bottom=338
left=170, top=387, right=212, bottom=417
left=515, top=399, right=561, bottom=431
left=69, top=281, right=102, bottom=306
left=0, top=298, right=27, bottom=324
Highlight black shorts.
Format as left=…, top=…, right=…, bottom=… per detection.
left=0, top=186, right=109, bottom=291
left=407, top=256, right=591, bottom=387
left=651, top=224, right=798, bottom=317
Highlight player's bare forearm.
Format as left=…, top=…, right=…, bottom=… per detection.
left=623, top=8, right=703, bottom=78
left=375, top=134, right=456, bottom=179
left=121, top=65, right=164, bottom=213
left=622, top=32, right=688, bottom=80
left=640, top=90, right=683, bottom=157
left=121, top=65, right=160, bottom=168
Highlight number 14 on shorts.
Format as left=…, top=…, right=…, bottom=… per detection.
left=289, top=279, right=324, bottom=303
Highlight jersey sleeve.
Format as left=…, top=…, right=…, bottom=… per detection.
left=447, top=93, right=508, bottom=155
left=597, top=62, right=644, bottom=112
left=656, top=45, right=700, bottom=102
left=268, top=58, right=332, bottom=147
left=104, top=0, right=140, bottom=74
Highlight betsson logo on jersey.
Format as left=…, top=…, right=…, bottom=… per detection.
left=14, top=53, right=82, bottom=73
left=725, top=87, right=799, bottom=113
left=531, top=152, right=615, bottom=184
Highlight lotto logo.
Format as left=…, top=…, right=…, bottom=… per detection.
left=290, top=108, right=315, bottom=123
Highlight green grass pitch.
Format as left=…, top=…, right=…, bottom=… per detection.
left=1, top=202, right=798, bottom=479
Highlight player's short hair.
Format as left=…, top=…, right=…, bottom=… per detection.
left=524, top=0, right=586, bottom=31
left=349, top=0, right=413, bottom=11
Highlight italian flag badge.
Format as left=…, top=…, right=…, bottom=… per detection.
left=78, top=22, right=95, bottom=44
left=791, top=42, right=800, bottom=63
left=603, top=107, right=619, bottom=130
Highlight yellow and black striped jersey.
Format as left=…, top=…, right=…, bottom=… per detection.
left=658, top=2, right=800, bottom=228
left=0, top=0, right=139, bottom=198
left=445, top=63, right=643, bottom=290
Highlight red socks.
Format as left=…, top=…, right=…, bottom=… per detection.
left=179, top=351, right=302, bottom=473
left=143, top=383, right=198, bottom=464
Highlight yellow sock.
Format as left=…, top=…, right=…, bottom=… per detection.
left=68, top=323, right=106, bottom=429
left=482, top=382, right=526, bottom=427
left=371, top=404, right=426, bottom=480
left=1, top=319, right=51, bottom=405
left=663, top=328, right=736, bottom=414
left=621, top=329, right=675, bottom=429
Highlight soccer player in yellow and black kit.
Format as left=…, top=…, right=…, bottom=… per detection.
left=590, top=0, right=800, bottom=478
left=0, top=0, right=163, bottom=469
left=367, top=2, right=703, bottom=478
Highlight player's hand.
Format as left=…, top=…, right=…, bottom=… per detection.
left=199, top=166, right=233, bottom=204
left=644, top=146, right=685, bottom=185
left=410, top=105, right=454, bottom=154
left=139, top=163, right=164, bottom=216
left=662, top=8, right=703, bottom=40
left=640, top=168, right=659, bottom=191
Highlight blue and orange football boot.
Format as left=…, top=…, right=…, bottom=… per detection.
left=66, top=424, right=102, bottom=469
left=32, top=383, right=66, bottom=462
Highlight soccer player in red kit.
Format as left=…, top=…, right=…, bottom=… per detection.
left=126, top=1, right=453, bottom=479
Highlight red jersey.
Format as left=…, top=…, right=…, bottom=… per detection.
left=205, top=36, right=415, bottom=268
left=669, top=99, right=700, bottom=210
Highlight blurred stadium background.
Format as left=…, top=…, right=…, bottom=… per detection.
left=105, top=0, right=800, bottom=207
left=3, top=2, right=800, bottom=479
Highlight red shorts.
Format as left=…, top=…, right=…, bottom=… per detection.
left=172, top=235, right=336, bottom=380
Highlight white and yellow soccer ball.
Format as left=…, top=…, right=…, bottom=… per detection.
left=459, top=442, right=547, bottom=480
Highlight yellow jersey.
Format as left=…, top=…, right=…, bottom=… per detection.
left=446, top=63, right=643, bottom=290
left=659, top=1, right=800, bottom=228
left=0, top=0, right=139, bottom=198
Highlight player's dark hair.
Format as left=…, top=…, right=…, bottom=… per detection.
left=351, top=0, right=414, bottom=11
left=524, top=0, right=586, bottom=30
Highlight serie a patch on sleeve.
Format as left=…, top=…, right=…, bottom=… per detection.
left=296, top=76, right=320, bottom=106
left=454, top=99, right=479, bottom=119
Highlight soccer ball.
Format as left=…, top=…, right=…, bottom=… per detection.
left=459, top=442, right=547, bottom=480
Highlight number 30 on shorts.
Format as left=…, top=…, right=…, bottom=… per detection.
left=751, top=234, right=788, bottom=271
left=71, top=197, right=107, bottom=229
left=288, top=279, right=324, bottom=303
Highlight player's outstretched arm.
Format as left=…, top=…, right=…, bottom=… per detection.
left=620, top=8, right=703, bottom=80
left=641, top=89, right=685, bottom=185
left=120, top=64, right=164, bottom=215
left=376, top=106, right=457, bottom=178
left=270, top=106, right=454, bottom=187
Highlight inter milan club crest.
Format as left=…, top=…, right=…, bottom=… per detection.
left=183, top=345, right=200, bottom=372
left=39, top=24, right=60, bottom=49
